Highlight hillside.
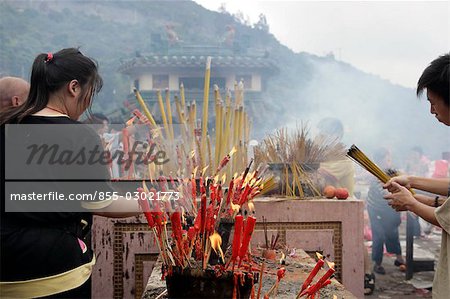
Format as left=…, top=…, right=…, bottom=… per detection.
left=1, top=0, right=448, bottom=161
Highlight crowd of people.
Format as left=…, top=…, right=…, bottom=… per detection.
left=0, top=48, right=448, bottom=298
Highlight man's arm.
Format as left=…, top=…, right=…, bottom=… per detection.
left=384, top=175, right=449, bottom=196
left=414, top=193, right=446, bottom=207
left=409, top=176, right=449, bottom=196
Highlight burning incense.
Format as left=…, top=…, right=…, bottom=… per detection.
left=231, top=214, right=243, bottom=267
left=300, top=261, right=335, bottom=298
left=209, top=232, right=225, bottom=263
left=298, top=253, right=325, bottom=297
left=137, top=187, right=155, bottom=228
left=238, top=215, right=256, bottom=265
left=263, top=267, right=286, bottom=299
left=215, top=146, right=237, bottom=176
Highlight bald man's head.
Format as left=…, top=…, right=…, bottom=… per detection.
left=0, top=76, right=30, bottom=110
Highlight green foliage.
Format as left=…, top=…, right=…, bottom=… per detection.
left=0, top=0, right=287, bottom=114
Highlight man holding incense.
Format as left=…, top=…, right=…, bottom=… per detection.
left=383, top=53, right=449, bottom=298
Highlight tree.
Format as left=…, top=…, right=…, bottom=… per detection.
left=218, top=3, right=227, bottom=14
left=255, top=13, right=269, bottom=32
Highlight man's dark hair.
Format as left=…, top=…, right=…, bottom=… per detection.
left=417, top=53, right=449, bottom=106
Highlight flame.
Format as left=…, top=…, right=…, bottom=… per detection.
left=279, top=252, right=286, bottom=264
left=326, top=261, right=335, bottom=270
left=316, top=252, right=324, bottom=260
left=209, top=232, right=225, bottom=262
left=201, top=165, right=209, bottom=176
left=248, top=201, right=255, bottom=213
left=190, top=150, right=196, bottom=159
left=246, top=171, right=256, bottom=183
left=192, top=166, right=199, bottom=177
left=229, top=147, right=237, bottom=157
left=231, top=202, right=240, bottom=214
left=126, top=116, right=136, bottom=126
left=333, top=295, right=337, bottom=299
left=221, top=173, right=227, bottom=183
left=254, top=178, right=263, bottom=186
left=214, top=175, right=219, bottom=184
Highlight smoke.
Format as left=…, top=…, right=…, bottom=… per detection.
left=254, top=55, right=450, bottom=165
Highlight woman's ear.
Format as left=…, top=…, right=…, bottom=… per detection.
left=68, top=80, right=80, bottom=97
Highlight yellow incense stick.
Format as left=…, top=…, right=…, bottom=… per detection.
left=180, top=82, right=186, bottom=114
left=214, top=85, right=221, bottom=169
left=157, top=90, right=169, bottom=140
left=222, top=104, right=232, bottom=159
left=165, top=89, right=174, bottom=140
left=133, top=88, right=157, bottom=127
left=207, top=135, right=213, bottom=177
left=201, top=57, right=212, bottom=168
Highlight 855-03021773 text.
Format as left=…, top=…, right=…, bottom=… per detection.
left=9, top=191, right=180, bottom=201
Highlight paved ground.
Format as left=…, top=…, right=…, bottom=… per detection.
left=365, top=220, right=441, bottom=298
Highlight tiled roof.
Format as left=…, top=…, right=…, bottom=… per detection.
left=118, top=55, right=278, bottom=74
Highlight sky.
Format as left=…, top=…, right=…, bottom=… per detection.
left=193, top=0, right=449, bottom=88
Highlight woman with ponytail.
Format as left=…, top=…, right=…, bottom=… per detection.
left=0, top=48, right=140, bottom=298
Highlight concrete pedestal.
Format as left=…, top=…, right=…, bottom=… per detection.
left=252, top=197, right=364, bottom=298
left=91, top=197, right=364, bottom=298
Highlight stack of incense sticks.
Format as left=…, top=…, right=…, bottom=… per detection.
left=347, top=145, right=416, bottom=194
left=346, top=144, right=390, bottom=183
left=253, top=125, right=346, bottom=198
left=130, top=57, right=252, bottom=183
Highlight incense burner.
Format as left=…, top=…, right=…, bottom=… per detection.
left=165, top=267, right=258, bottom=299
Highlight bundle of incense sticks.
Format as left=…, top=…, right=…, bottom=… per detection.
left=262, top=216, right=280, bottom=250
left=347, top=145, right=416, bottom=197
left=130, top=57, right=252, bottom=182
left=346, top=144, right=391, bottom=183
left=254, top=125, right=346, bottom=166
left=253, top=125, right=345, bottom=198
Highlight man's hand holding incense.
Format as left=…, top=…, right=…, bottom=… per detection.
left=383, top=175, right=411, bottom=192
left=383, top=182, right=415, bottom=212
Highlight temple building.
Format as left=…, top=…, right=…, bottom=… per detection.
left=118, top=32, right=278, bottom=125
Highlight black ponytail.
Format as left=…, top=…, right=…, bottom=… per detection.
left=0, top=48, right=103, bottom=124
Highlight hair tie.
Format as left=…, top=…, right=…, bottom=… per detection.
left=45, top=52, right=53, bottom=63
